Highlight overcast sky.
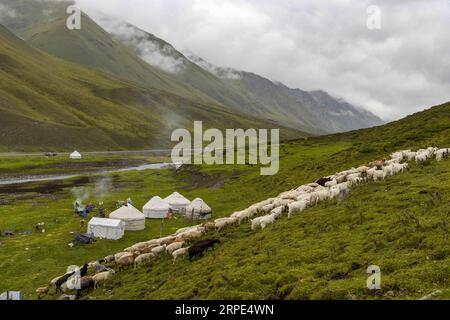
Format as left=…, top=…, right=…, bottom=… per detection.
left=74, top=0, right=450, bottom=120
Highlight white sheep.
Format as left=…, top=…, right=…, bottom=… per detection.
left=270, top=206, right=284, bottom=219
left=134, top=253, right=154, bottom=269
left=260, top=203, right=276, bottom=214
left=287, top=200, right=308, bottom=218
left=346, top=173, right=363, bottom=185
left=172, top=247, right=189, bottom=264
left=404, top=151, right=416, bottom=161
left=324, top=179, right=338, bottom=188
left=114, top=252, right=130, bottom=262
left=166, top=242, right=184, bottom=255
left=435, top=148, right=449, bottom=161
left=151, top=245, right=167, bottom=256
left=261, top=214, right=276, bottom=229
left=92, top=270, right=115, bottom=287
left=215, top=217, right=237, bottom=232
left=372, top=169, right=386, bottom=181
left=296, top=185, right=315, bottom=193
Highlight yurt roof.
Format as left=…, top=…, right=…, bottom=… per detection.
left=143, top=196, right=170, bottom=211
left=70, top=151, right=81, bottom=157
left=110, top=204, right=145, bottom=221
left=88, top=217, right=123, bottom=228
left=164, top=192, right=191, bottom=205
left=187, top=198, right=212, bottom=213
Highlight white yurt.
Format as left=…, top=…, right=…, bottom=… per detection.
left=143, top=196, right=170, bottom=219
left=186, top=198, right=212, bottom=220
left=70, top=151, right=82, bottom=160
left=87, top=218, right=125, bottom=240
left=164, top=192, right=191, bottom=214
left=109, top=204, right=146, bottom=231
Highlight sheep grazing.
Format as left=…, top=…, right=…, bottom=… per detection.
left=202, top=222, right=216, bottom=232
left=296, top=185, right=315, bottom=193
left=54, top=271, right=75, bottom=293
left=315, top=176, right=332, bottom=187
left=404, top=151, right=416, bottom=161
left=368, top=160, right=385, bottom=170
left=114, top=252, right=130, bottom=262
left=251, top=214, right=275, bottom=230
left=231, top=211, right=252, bottom=224
left=325, top=179, right=338, bottom=188
left=260, top=203, right=276, bottom=214
left=116, top=253, right=137, bottom=271
left=372, top=170, right=386, bottom=181
left=215, top=217, right=237, bottom=232
left=179, top=229, right=204, bottom=241
left=288, top=200, right=308, bottom=218
left=415, top=147, right=437, bottom=163
left=188, top=239, right=221, bottom=261
left=172, top=247, right=189, bottom=264
left=133, top=253, right=154, bottom=269
left=254, top=198, right=275, bottom=210
left=92, top=270, right=115, bottom=288
left=270, top=206, right=284, bottom=219
left=166, top=241, right=184, bottom=255
left=76, top=276, right=95, bottom=297
left=103, top=255, right=115, bottom=264
left=151, top=245, right=167, bottom=256
left=346, top=173, right=363, bottom=185
left=435, top=148, right=449, bottom=161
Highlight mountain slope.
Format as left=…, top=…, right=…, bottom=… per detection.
left=74, top=102, right=449, bottom=300
left=101, top=21, right=384, bottom=134
left=0, top=0, right=217, bottom=104
left=0, top=24, right=304, bottom=151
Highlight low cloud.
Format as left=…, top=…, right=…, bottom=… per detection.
left=0, top=4, right=17, bottom=21
left=69, top=0, right=450, bottom=120
left=96, top=15, right=186, bottom=74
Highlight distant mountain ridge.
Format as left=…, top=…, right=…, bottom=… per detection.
left=0, top=0, right=385, bottom=136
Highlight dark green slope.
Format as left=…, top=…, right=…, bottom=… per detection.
left=81, top=102, right=450, bottom=300
left=0, top=24, right=304, bottom=151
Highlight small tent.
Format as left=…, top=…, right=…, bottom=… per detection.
left=164, top=192, right=191, bottom=214
left=186, top=198, right=212, bottom=220
left=109, top=204, right=145, bottom=231
left=70, top=151, right=82, bottom=160
left=87, top=218, right=124, bottom=240
left=143, top=196, right=170, bottom=219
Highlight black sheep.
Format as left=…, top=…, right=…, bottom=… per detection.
left=79, top=264, right=88, bottom=277
left=55, top=272, right=75, bottom=293
left=315, top=177, right=332, bottom=187
left=188, top=239, right=221, bottom=261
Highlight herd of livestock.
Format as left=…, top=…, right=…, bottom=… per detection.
left=36, top=147, right=449, bottom=299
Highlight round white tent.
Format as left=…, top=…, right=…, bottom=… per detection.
left=143, top=196, right=170, bottom=219
left=164, top=192, right=191, bottom=214
left=186, top=198, right=212, bottom=220
left=70, top=151, right=82, bottom=160
left=109, top=204, right=145, bottom=231
left=87, top=218, right=125, bottom=240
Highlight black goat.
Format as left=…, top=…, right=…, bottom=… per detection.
left=315, top=177, right=332, bottom=187
left=79, top=264, right=88, bottom=277
left=55, top=272, right=75, bottom=293
left=189, top=239, right=221, bottom=261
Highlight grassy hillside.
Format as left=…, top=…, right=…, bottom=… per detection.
left=82, top=103, right=450, bottom=300
left=0, top=24, right=304, bottom=151
left=0, top=102, right=448, bottom=299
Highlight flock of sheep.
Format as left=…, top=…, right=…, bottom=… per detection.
left=37, top=147, right=449, bottom=299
